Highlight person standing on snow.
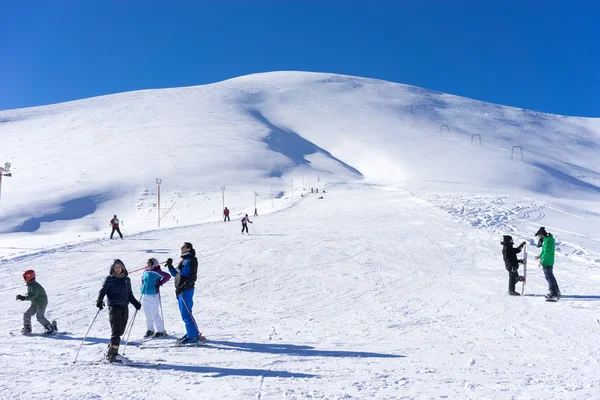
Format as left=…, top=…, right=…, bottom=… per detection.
left=141, top=258, right=171, bottom=338
left=241, top=214, right=252, bottom=234
left=223, top=207, right=230, bottom=222
left=16, top=270, right=56, bottom=335
left=534, top=227, right=561, bottom=300
left=110, top=215, right=123, bottom=240
left=501, top=235, right=526, bottom=296
left=97, top=259, right=141, bottom=362
left=166, top=242, right=203, bottom=344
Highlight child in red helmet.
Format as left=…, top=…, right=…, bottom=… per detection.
left=16, top=270, right=56, bottom=335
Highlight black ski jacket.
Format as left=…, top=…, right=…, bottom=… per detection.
left=168, top=249, right=198, bottom=296
left=97, top=260, right=141, bottom=308
left=502, top=243, right=524, bottom=271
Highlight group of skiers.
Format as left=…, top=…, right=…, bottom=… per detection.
left=17, top=241, right=203, bottom=363
left=501, top=226, right=561, bottom=300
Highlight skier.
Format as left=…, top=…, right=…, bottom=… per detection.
left=501, top=235, right=526, bottom=296
left=110, top=215, right=123, bottom=239
left=16, top=270, right=56, bottom=335
left=223, top=207, right=230, bottom=222
left=534, top=227, right=561, bottom=300
left=241, top=214, right=252, bottom=234
left=254, top=207, right=258, bottom=217
left=97, top=259, right=141, bottom=362
left=166, top=242, right=202, bottom=344
left=141, top=258, right=171, bottom=338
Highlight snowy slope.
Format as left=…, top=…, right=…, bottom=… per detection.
left=2, top=71, right=600, bottom=257
left=1, top=72, right=600, bottom=399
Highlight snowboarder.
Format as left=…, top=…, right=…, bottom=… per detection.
left=534, top=227, right=561, bottom=300
left=110, top=215, right=123, bottom=239
left=97, top=259, right=141, bottom=362
left=223, top=207, right=230, bottom=222
left=166, top=242, right=202, bottom=344
left=141, top=258, right=171, bottom=338
left=241, top=214, right=252, bottom=234
left=501, top=235, right=526, bottom=296
left=16, top=270, right=56, bottom=335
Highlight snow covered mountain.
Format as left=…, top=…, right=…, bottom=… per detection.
left=1, top=72, right=600, bottom=399
left=2, top=71, right=600, bottom=255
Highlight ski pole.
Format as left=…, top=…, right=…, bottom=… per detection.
left=129, top=261, right=167, bottom=274
left=122, top=295, right=143, bottom=355
left=178, top=294, right=205, bottom=342
left=73, top=309, right=101, bottom=364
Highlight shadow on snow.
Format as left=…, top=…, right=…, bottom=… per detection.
left=249, top=110, right=362, bottom=178
left=209, top=339, right=404, bottom=359
left=156, top=363, right=317, bottom=378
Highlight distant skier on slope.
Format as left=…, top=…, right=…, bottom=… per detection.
left=241, top=214, right=252, bottom=234
left=110, top=215, right=123, bottom=239
left=501, top=236, right=526, bottom=296
left=97, top=259, right=141, bottom=362
left=166, top=242, right=204, bottom=344
left=141, top=258, right=171, bottom=338
left=223, top=207, right=230, bottom=222
left=534, top=227, right=561, bottom=301
left=16, top=270, right=56, bottom=335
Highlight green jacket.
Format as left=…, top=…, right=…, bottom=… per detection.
left=23, top=280, right=48, bottom=307
left=539, top=234, right=555, bottom=267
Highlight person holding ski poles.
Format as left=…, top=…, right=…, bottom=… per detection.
left=110, top=215, right=123, bottom=239
left=141, top=258, right=171, bottom=338
left=534, top=227, right=561, bottom=301
left=500, top=235, right=526, bottom=296
left=241, top=214, right=252, bottom=234
left=223, top=207, right=230, bottom=222
left=166, top=242, right=204, bottom=344
left=16, top=270, right=56, bottom=335
left=97, top=259, right=141, bottom=362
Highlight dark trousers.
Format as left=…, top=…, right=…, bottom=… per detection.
left=542, top=266, right=560, bottom=295
left=224, top=214, right=230, bottom=222
left=108, top=305, right=129, bottom=349
left=242, top=223, right=249, bottom=233
left=24, top=304, right=51, bottom=328
left=110, top=227, right=123, bottom=239
left=508, top=269, right=519, bottom=292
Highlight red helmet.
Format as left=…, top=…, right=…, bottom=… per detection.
left=23, top=270, right=36, bottom=283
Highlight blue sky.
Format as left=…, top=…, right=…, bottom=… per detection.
left=1, top=1, right=599, bottom=116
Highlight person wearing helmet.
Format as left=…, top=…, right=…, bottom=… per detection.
left=500, top=235, right=526, bottom=296
left=16, top=270, right=56, bottom=335
left=140, top=258, right=171, bottom=338
left=241, top=214, right=252, bottom=234
left=97, top=259, right=141, bottom=362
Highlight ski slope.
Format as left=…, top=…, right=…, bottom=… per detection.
left=1, top=71, right=600, bottom=398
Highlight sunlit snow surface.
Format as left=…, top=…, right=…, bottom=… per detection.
left=1, top=72, right=600, bottom=399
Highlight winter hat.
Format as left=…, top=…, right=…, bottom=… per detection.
left=146, top=258, right=159, bottom=270
left=535, top=227, right=547, bottom=237
left=23, top=270, right=35, bottom=283
left=501, top=235, right=513, bottom=245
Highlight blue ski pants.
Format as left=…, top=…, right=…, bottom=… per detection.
left=177, top=289, right=199, bottom=338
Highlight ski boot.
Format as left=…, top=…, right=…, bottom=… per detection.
left=144, top=330, right=155, bottom=338
left=179, top=336, right=199, bottom=345
left=51, top=320, right=58, bottom=331
left=21, top=325, right=32, bottom=336
left=43, top=324, right=56, bottom=335
left=106, top=344, right=121, bottom=363
left=508, top=290, right=521, bottom=296
left=153, top=331, right=167, bottom=338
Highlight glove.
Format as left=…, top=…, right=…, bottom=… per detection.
left=134, top=302, right=141, bottom=311
left=16, top=295, right=24, bottom=301
left=250, top=221, right=253, bottom=224
left=96, top=300, right=104, bottom=310
left=166, top=258, right=173, bottom=267
left=521, top=241, right=526, bottom=247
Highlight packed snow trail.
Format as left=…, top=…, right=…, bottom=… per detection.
left=0, top=184, right=599, bottom=399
